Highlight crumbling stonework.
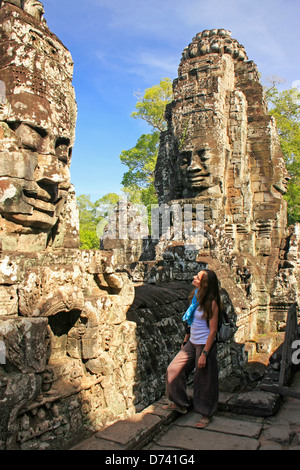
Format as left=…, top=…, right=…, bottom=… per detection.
left=0, top=3, right=139, bottom=450
left=0, top=248, right=140, bottom=449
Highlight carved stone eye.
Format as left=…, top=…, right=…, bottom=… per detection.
left=179, top=152, right=191, bottom=169
left=55, top=137, right=70, bottom=163
left=15, top=123, right=43, bottom=151
left=197, top=149, right=209, bottom=161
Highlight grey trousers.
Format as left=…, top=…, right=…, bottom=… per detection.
left=166, top=340, right=219, bottom=417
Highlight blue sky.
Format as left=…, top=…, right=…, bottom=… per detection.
left=44, top=0, right=300, bottom=201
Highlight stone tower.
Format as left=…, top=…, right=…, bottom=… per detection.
left=0, top=3, right=138, bottom=450
left=0, top=0, right=79, bottom=251
left=155, top=29, right=297, bottom=339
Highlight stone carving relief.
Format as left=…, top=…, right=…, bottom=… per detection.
left=23, top=0, right=45, bottom=20
left=0, top=2, right=77, bottom=251
left=0, top=248, right=138, bottom=450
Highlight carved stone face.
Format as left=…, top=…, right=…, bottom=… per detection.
left=272, top=155, right=290, bottom=195
left=177, top=127, right=226, bottom=197
left=0, top=110, right=72, bottom=230
left=179, top=146, right=223, bottom=193
left=0, top=6, right=76, bottom=234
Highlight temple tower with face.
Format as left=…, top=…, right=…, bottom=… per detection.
left=155, top=29, right=295, bottom=338
left=0, top=0, right=79, bottom=251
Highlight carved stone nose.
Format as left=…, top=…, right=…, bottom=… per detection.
left=39, top=135, right=56, bottom=157
left=187, top=154, right=207, bottom=174
left=34, top=155, right=66, bottom=197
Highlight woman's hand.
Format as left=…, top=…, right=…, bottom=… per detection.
left=197, top=300, right=219, bottom=366
left=198, top=353, right=207, bottom=369
left=182, top=334, right=190, bottom=349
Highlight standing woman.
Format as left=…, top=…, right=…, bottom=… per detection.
left=163, top=269, right=221, bottom=428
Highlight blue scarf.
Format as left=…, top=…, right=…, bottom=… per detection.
left=182, top=290, right=199, bottom=326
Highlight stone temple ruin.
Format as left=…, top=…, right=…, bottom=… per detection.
left=0, top=2, right=299, bottom=450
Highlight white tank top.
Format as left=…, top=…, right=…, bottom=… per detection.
left=190, top=307, right=210, bottom=345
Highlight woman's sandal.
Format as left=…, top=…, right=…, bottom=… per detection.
left=195, top=416, right=211, bottom=429
left=162, top=403, right=188, bottom=414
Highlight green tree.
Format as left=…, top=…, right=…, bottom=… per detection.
left=120, top=78, right=173, bottom=207
left=120, top=132, right=160, bottom=207
left=77, top=193, right=121, bottom=249
left=131, top=77, right=173, bottom=132
left=77, top=78, right=173, bottom=248
left=77, top=194, right=100, bottom=249
left=265, top=80, right=300, bottom=224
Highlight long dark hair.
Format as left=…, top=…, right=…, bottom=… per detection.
left=189, top=269, right=221, bottom=322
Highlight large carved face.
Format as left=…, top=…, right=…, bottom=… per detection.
left=0, top=5, right=76, bottom=233
left=177, top=126, right=226, bottom=197
left=179, top=146, right=223, bottom=192
left=0, top=120, right=72, bottom=230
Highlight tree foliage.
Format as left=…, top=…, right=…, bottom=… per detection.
left=77, top=193, right=121, bottom=249
left=130, top=77, right=173, bottom=132
left=120, top=77, right=173, bottom=209
left=265, top=80, right=300, bottom=224
left=120, top=131, right=160, bottom=208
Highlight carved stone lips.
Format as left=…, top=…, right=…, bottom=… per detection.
left=22, top=194, right=56, bottom=215
left=188, top=174, right=210, bottom=182
left=22, top=185, right=62, bottom=216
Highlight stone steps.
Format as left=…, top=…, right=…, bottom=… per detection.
left=70, top=397, right=177, bottom=451
left=70, top=383, right=300, bottom=451
left=70, top=389, right=281, bottom=450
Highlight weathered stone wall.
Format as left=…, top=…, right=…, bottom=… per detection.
left=0, top=248, right=138, bottom=449
left=0, top=3, right=140, bottom=449
left=126, top=283, right=190, bottom=408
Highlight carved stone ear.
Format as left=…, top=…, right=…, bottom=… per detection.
left=23, top=0, right=44, bottom=20
left=0, top=1, right=23, bottom=9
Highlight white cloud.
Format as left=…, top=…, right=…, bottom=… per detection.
left=90, top=0, right=299, bottom=82
left=96, top=47, right=178, bottom=83
left=125, top=51, right=178, bottom=80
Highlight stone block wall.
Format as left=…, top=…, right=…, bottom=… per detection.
left=0, top=249, right=139, bottom=449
